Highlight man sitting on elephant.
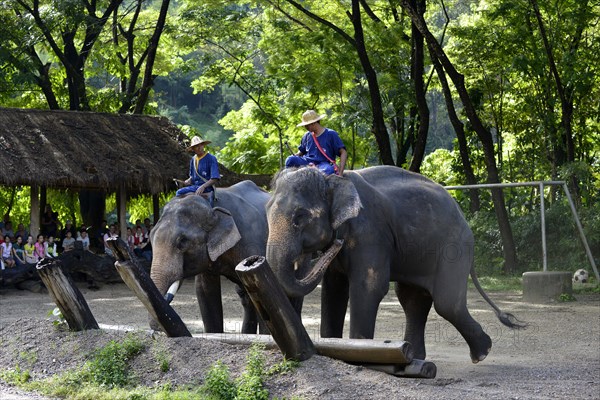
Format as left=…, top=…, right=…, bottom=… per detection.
left=176, top=136, right=220, bottom=205
left=285, top=110, right=347, bottom=176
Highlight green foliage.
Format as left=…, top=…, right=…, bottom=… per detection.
left=0, top=365, right=31, bottom=384
left=558, top=293, right=576, bottom=302
left=85, top=334, right=145, bottom=388
left=47, top=307, right=66, bottom=327
left=201, top=343, right=296, bottom=400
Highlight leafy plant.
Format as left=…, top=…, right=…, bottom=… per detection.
left=558, top=293, right=576, bottom=302
left=47, top=307, right=66, bottom=327
left=203, top=360, right=236, bottom=400
left=85, top=334, right=145, bottom=388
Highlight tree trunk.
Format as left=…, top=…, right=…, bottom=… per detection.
left=133, top=0, right=171, bottom=114
left=408, top=0, right=429, bottom=173
left=429, top=51, right=480, bottom=211
left=401, top=0, right=517, bottom=272
left=349, top=0, right=394, bottom=165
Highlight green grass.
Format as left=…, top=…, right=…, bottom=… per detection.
left=0, top=341, right=301, bottom=400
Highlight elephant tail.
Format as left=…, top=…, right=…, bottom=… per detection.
left=470, top=267, right=528, bottom=330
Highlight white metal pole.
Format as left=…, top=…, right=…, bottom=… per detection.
left=539, top=183, right=547, bottom=272
left=561, top=183, right=599, bottom=281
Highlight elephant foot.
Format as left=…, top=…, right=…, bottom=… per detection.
left=469, top=334, right=492, bottom=364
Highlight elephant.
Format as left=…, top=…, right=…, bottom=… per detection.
left=149, top=180, right=269, bottom=334
left=266, top=165, right=525, bottom=363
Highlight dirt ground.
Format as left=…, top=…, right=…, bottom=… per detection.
left=0, top=278, right=598, bottom=399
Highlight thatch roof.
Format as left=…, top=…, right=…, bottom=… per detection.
left=0, top=107, right=198, bottom=194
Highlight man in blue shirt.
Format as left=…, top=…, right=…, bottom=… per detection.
left=176, top=136, right=220, bottom=203
left=285, top=110, right=347, bottom=175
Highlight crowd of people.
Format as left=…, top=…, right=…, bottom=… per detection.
left=0, top=208, right=154, bottom=270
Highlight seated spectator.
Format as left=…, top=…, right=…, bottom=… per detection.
left=125, top=227, right=135, bottom=250
left=45, top=235, right=58, bottom=258
left=2, top=221, right=15, bottom=239
left=1, top=235, right=16, bottom=268
left=139, top=238, right=152, bottom=262
left=143, top=218, right=153, bottom=235
left=103, top=224, right=118, bottom=256
left=34, top=234, right=46, bottom=260
left=24, top=235, right=36, bottom=264
left=132, top=226, right=147, bottom=256
left=15, top=223, right=29, bottom=240
left=77, top=228, right=91, bottom=252
left=60, top=220, right=77, bottom=243
left=62, top=231, right=76, bottom=252
left=11, top=235, right=26, bottom=266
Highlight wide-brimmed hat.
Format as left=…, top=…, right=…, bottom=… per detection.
left=187, top=136, right=211, bottom=150
left=297, top=110, right=326, bottom=127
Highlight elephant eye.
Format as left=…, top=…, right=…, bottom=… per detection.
left=292, top=209, right=310, bottom=228
left=176, top=236, right=189, bottom=251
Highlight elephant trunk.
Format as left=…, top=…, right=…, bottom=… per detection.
left=268, top=239, right=344, bottom=298
left=149, top=253, right=184, bottom=329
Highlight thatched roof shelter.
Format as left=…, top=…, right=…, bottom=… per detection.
left=0, top=107, right=272, bottom=194
left=0, top=107, right=190, bottom=194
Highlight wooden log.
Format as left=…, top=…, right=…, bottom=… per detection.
left=198, top=333, right=413, bottom=364
left=359, top=359, right=437, bottom=379
left=36, top=258, right=99, bottom=331
left=235, top=255, right=316, bottom=361
left=106, top=238, right=191, bottom=338
left=0, top=262, right=38, bottom=286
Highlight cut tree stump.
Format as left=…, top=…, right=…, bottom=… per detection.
left=36, top=258, right=99, bottom=331
left=106, top=238, right=191, bottom=338
left=235, top=255, right=316, bottom=361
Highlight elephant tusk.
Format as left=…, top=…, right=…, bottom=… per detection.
left=298, top=239, right=344, bottom=287
left=164, top=280, right=182, bottom=304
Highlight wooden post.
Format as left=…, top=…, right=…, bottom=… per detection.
left=235, top=255, right=316, bottom=361
left=106, top=238, right=191, bottom=337
left=117, top=184, right=128, bottom=238
left=30, top=185, right=40, bottom=238
left=36, top=258, right=99, bottom=331
left=152, top=194, right=160, bottom=225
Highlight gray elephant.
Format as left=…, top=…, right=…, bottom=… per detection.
left=266, top=166, right=524, bottom=362
left=150, top=180, right=269, bottom=334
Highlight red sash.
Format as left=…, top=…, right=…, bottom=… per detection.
left=311, top=131, right=339, bottom=174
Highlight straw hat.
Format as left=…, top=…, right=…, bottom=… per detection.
left=187, top=136, right=211, bottom=150
left=297, top=110, right=326, bottom=127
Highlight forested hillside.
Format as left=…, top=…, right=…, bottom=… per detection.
left=1, top=0, right=598, bottom=274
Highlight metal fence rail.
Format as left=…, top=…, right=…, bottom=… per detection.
left=444, top=181, right=599, bottom=281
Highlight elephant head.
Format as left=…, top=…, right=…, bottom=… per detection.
left=266, top=168, right=362, bottom=298
left=149, top=195, right=241, bottom=301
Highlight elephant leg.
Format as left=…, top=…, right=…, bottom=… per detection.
left=320, top=267, right=349, bottom=338
left=233, top=283, right=259, bottom=334
left=395, top=282, right=432, bottom=360
left=432, top=285, right=492, bottom=363
left=195, top=273, right=224, bottom=333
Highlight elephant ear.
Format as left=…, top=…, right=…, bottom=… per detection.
left=207, top=207, right=242, bottom=262
left=327, top=175, right=362, bottom=230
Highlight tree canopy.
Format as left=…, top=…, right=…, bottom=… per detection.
left=1, top=0, right=598, bottom=273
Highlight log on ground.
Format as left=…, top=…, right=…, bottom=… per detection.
left=358, top=359, right=437, bottom=379
left=198, top=333, right=413, bottom=364
left=106, top=238, right=191, bottom=338
left=36, top=258, right=99, bottom=331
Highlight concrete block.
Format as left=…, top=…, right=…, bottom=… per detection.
left=522, top=271, right=572, bottom=303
